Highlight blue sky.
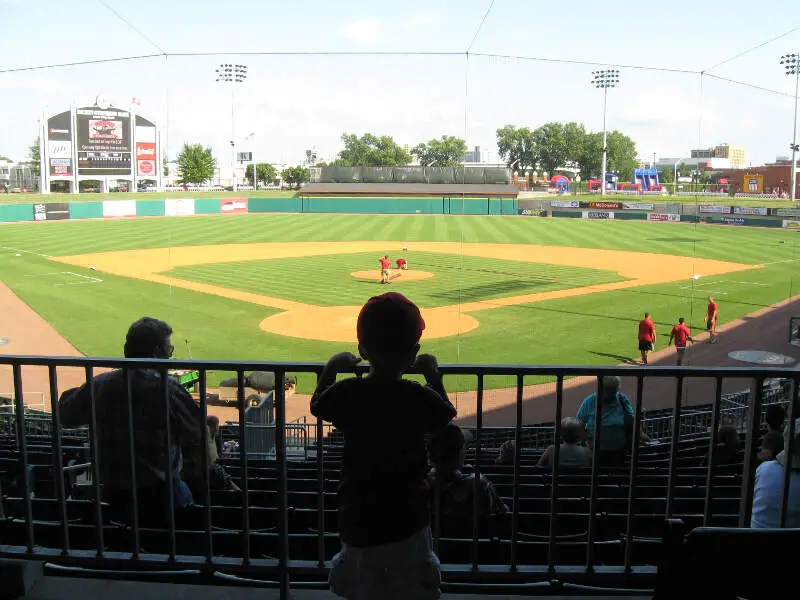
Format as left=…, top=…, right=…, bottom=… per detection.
left=1, top=0, right=799, bottom=167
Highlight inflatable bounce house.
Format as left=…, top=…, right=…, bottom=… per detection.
left=549, top=174, right=570, bottom=194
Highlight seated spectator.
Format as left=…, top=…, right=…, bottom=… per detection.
left=759, top=431, right=784, bottom=463
left=764, top=404, right=786, bottom=456
left=310, top=292, right=456, bottom=600
left=428, top=422, right=508, bottom=524
left=59, top=317, right=203, bottom=526
left=185, top=415, right=240, bottom=500
left=576, top=376, right=647, bottom=466
left=751, top=419, right=800, bottom=528
left=537, top=417, right=592, bottom=470
left=495, top=439, right=515, bottom=465
left=705, top=425, right=742, bottom=467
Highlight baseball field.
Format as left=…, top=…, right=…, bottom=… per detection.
left=1, top=212, right=797, bottom=393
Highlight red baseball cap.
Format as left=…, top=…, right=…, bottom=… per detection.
left=357, top=292, right=425, bottom=353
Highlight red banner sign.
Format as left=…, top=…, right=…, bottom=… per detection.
left=589, top=201, right=622, bottom=209
left=135, top=142, right=156, bottom=160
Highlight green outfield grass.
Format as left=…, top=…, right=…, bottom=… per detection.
left=1, top=214, right=797, bottom=392
left=0, top=190, right=296, bottom=204
left=167, top=252, right=625, bottom=308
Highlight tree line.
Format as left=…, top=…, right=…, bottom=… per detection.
left=21, top=121, right=638, bottom=187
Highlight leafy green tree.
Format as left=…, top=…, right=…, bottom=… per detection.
left=605, top=130, right=637, bottom=181
left=336, top=133, right=412, bottom=166
left=28, top=137, right=41, bottom=178
left=575, top=132, right=603, bottom=180
left=176, top=143, right=216, bottom=184
left=531, top=122, right=570, bottom=175
left=495, top=125, right=536, bottom=172
left=0, top=155, right=11, bottom=161
left=411, top=135, right=467, bottom=167
left=162, top=156, right=169, bottom=177
left=659, top=164, right=675, bottom=184
left=281, top=166, right=309, bottom=189
left=245, top=163, right=278, bottom=186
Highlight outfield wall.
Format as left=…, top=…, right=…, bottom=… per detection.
left=518, top=199, right=800, bottom=229
left=0, top=196, right=519, bottom=223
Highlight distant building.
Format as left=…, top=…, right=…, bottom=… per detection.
left=689, top=142, right=745, bottom=169
left=464, top=145, right=482, bottom=163
left=0, top=159, right=11, bottom=187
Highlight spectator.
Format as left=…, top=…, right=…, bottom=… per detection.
left=428, top=422, right=508, bottom=525
left=310, top=292, right=456, bottom=600
left=537, top=417, right=592, bottom=469
left=59, top=317, right=203, bottom=526
left=495, top=439, right=515, bottom=465
left=764, top=404, right=786, bottom=457
left=576, top=376, right=645, bottom=466
left=185, top=415, right=240, bottom=500
left=751, top=419, right=800, bottom=528
left=705, top=425, right=742, bottom=467
left=758, top=431, right=784, bottom=463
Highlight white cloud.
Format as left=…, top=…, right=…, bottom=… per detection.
left=340, top=19, right=383, bottom=45
left=406, top=13, right=440, bottom=27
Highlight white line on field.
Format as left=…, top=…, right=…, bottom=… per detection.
left=65, top=271, right=103, bottom=282
left=24, top=271, right=103, bottom=285
left=1, top=246, right=52, bottom=258
left=758, top=258, right=798, bottom=266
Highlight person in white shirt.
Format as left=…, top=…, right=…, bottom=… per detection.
left=751, top=418, right=800, bottom=529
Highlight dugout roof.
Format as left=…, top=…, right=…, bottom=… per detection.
left=299, top=183, right=519, bottom=198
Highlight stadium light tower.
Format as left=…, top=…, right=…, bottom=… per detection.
left=215, top=63, right=248, bottom=191
left=591, top=69, right=620, bottom=196
left=781, top=53, right=799, bottom=202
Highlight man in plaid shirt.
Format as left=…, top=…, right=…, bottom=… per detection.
left=59, top=317, right=203, bottom=525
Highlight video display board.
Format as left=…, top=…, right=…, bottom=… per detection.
left=76, top=107, right=132, bottom=175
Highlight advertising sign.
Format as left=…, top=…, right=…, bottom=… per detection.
left=699, top=205, right=731, bottom=213
left=721, top=216, right=745, bottom=225
left=582, top=211, right=614, bottom=219
left=550, top=200, right=579, bottom=208
left=135, top=142, right=156, bottom=160
left=48, top=141, right=71, bottom=158
left=623, top=202, right=654, bottom=210
left=46, top=111, right=72, bottom=142
left=49, top=158, right=72, bottom=176
left=733, top=206, right=768, bottom=216
left=647, top=213, right=681, bottom=222
left=102, top=200, right=136, bottom=218
left=165, top=198, right=195, bottom=217
left=33, top=203, right=70, bottom=221
left=221, top=198, right=248, bottom=214
left=744, top=173, right=764, bottom=194
left=137, top=160, right=155, bottom=176
left=783, top=220, right=800, bottom=229
left=589, top=201, right=622, bottom=209
left=777, top=209, right=800, bottom=218
left=76, top=106, right=131, bottom=175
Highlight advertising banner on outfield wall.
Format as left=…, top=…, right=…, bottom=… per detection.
left=783, top=220, right=800, bottom=228
left=165, top=198, right=195, bottom=217
left=647, top=213, right=680, bottom=222
left=589, top=201, right=622, bottom=209
left=551, top=200, right=579, bottom=208
left=733, top=206, right=768, bottom=215
left=221, top=198, right=248, bottom=214
left=721, top=216, right=746, bottom=225
left=582, top=211, right=614, bottom=219
left=777, top=209, right=800, bottom=218
left=623, top=202, right=654, bottom=210
left=699, top=205, right=731, bottom=213
left=32, top=203, right=70, bottom=221
left=102, top=200, right=136, bottom=218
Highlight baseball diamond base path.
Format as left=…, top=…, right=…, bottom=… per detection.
left=53, top=241, right=757, bottom=342
left=0, top=282, right=87, bottom=407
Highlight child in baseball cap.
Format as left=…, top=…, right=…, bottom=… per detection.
left=310, top=292, right=456, bottom=600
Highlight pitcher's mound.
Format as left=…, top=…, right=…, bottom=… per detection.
left=350, top=270, right=434, bottom=281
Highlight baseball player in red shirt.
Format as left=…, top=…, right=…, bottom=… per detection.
left=637, top=312, right=657, bottom=365
left=668, top=317, right=695, bottom=365
left=396, top=258, right=408, bottom=270
left=379, top=255, right=391, bottom=284
left=706, top=296, right=718, bottom=344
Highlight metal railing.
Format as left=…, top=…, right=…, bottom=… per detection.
left=0, top=355, right=798, bottom=598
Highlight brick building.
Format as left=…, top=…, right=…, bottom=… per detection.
left=721, top=159, right=800, bottom=198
